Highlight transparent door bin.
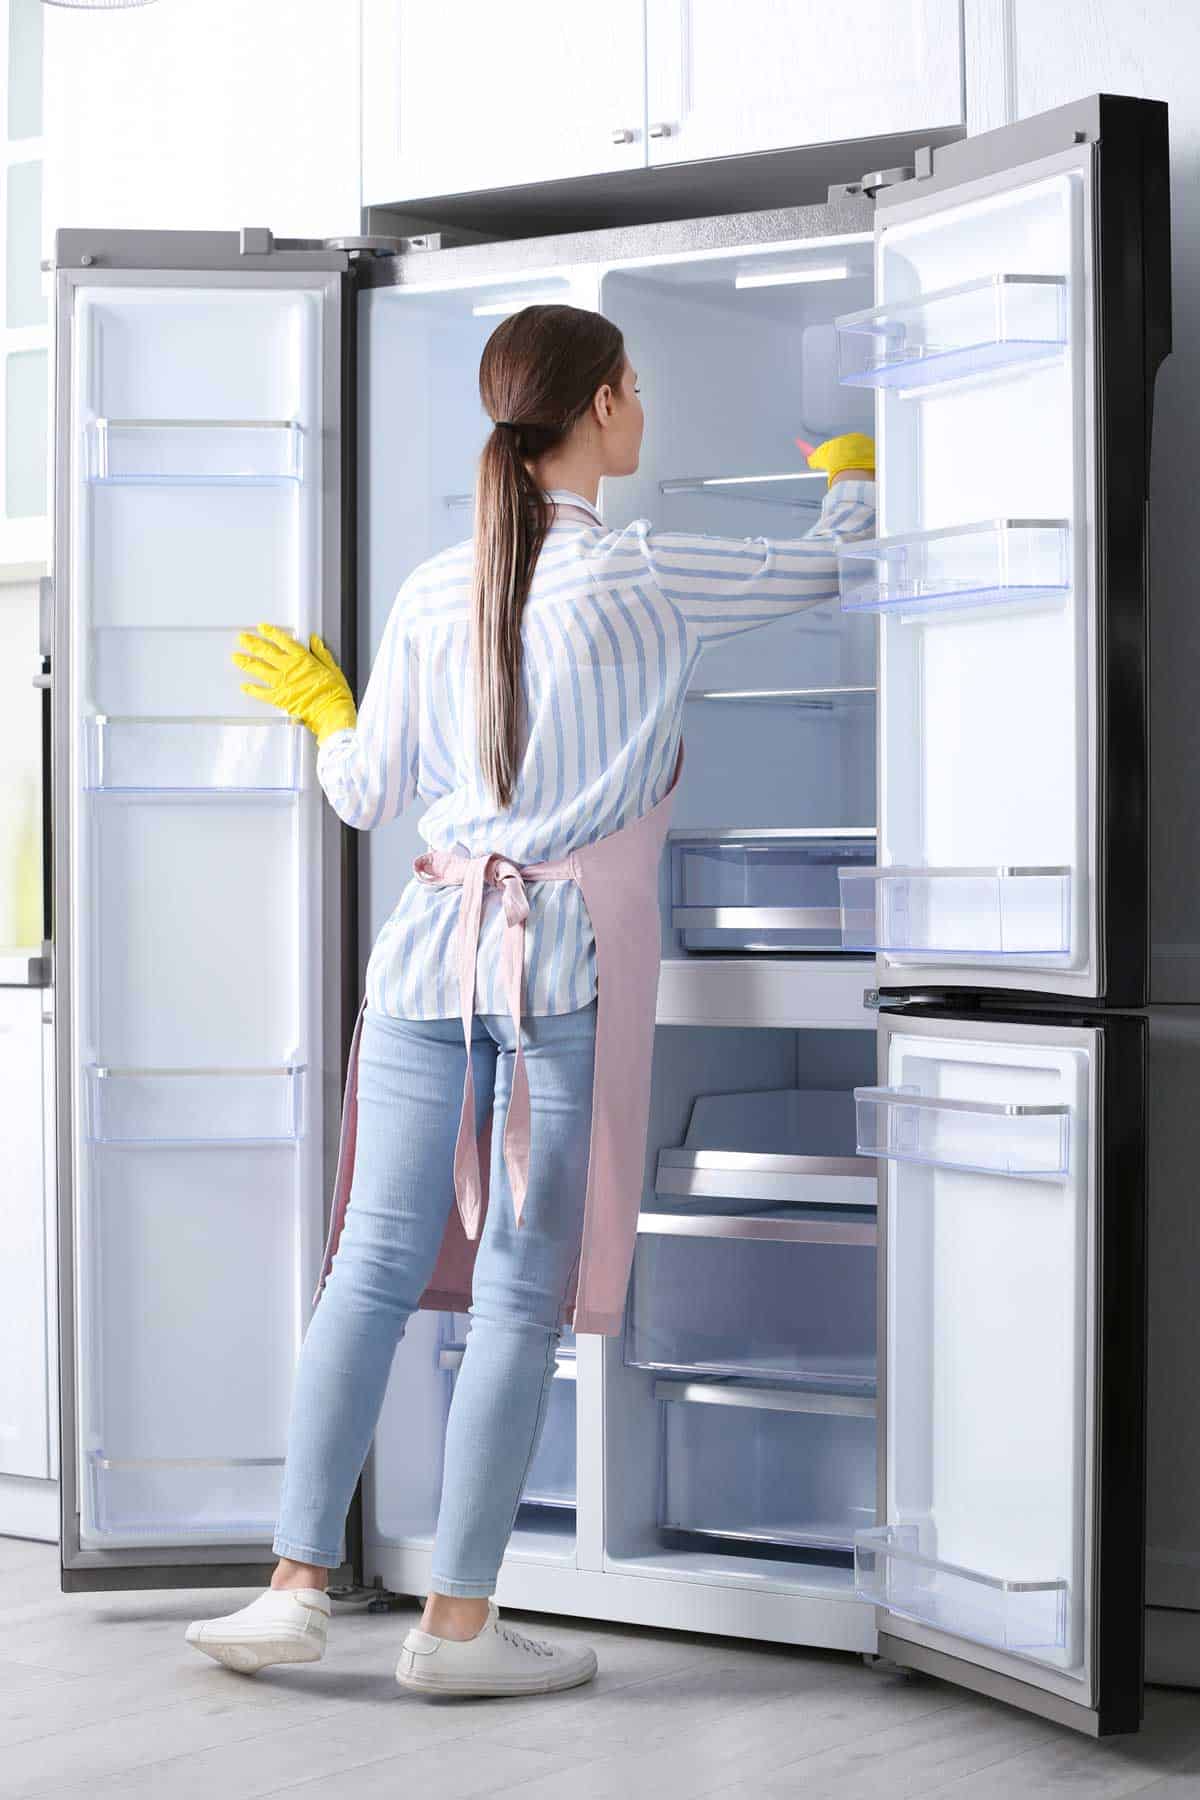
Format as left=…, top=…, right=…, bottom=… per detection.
left=656, top=1087, right=875, bottom=1212
left=626, top=1213, right=876, bottom=1391
left=85, top=1449, right=281, bottom=1544
left=659, top=1382, right=876, bottom=1554
left=835, top=275, right=1068, bottom=392
left=85, top=1065, right=305, bottom=1144
left=855, top=1524, right=1068, bottom=1653
left=854, top=1084, right=1070, bottom=1179
left=86, top=418, right=303, bottom=484
left=671, top=831, right=877, bottom=953
left=839, top=866, right=1072, bottom=959
left=837, top=521, right=1071, bottom=618
left=84, top=717, right=304, bottom=792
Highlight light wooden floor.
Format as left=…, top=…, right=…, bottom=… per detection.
left=5, top=1536, right=1200, bottom=1799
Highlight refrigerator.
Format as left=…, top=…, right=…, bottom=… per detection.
left=50, top=93, right=1192, bottom=1739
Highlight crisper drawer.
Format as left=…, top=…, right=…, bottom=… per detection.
left=656, top=1087, right=875, bottom=1214
left=670, top=831, right=876, bottom=953
left=658, top=1381, right=876, bottom=1554
left=626, top=1211, right=876, bottom=1392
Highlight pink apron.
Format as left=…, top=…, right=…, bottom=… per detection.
left=312, top=751, right=681, bottom=1336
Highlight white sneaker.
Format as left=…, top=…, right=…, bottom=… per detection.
left=184, top=1587, right=331, bottom=1673
left=395, top=1600, right=597, bottom=1697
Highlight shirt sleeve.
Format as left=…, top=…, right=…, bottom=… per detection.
left=639, top=477, right=876, bottom=648
left=314, top=577, right=420, bottom=830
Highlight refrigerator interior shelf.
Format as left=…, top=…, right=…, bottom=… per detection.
left=637, top=1208, right=876, bottom=1247
left=838, top=864, right=1073, bottom=959
left=85, top=1064, right=306, bottom=1145
left=854, top=1525, right=1069, bottom=1652
left=686, top=685, right=876, bottom=710
left=835, top=274, right=1068, bottom=392
left=837, top=520, right=1071, bottom=618
left=854, top=1083, right=1071, bottom=1179
left=83, top=716, right=304, bottom=792
left=86, top=417, right=303, bottom=484
left=653, top=1379, right=875, bottom=1420
left=656, top=1147, right=876, bottom=1211
left=659, top=471, right=826, bottom=510
left=671, top=831, right=878, bottom=956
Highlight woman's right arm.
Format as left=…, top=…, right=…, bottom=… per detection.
left=316, top=579, right=420, bottom=830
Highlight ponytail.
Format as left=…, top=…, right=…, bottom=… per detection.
left=472, top=304, right=626, bottom=810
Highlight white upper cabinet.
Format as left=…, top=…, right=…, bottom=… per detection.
left=645, top=0, right=962, bottom=166
left=361, top=0, right=646, bottom=208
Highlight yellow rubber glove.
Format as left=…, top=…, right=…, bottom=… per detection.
left=806, top=432, right=876, bottom=483
left=232, top=622, right=357, bottom=742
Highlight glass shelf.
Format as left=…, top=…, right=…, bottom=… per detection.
left=838, top=864, right=1072, bottom=958
left=835, top=275, right=1068, bottom=392
left=855, top=1524, right=1069, bottom=1652
left=86, top=418, right=303, bottom=485
left=83, top=717, right=304, bottom=792
left=837, top=520, right=1070, bottom=618
left=854, top=1083, right=1071, bottom=1179
left=85, top=1065, right=305, bottom=1144
left=686, top=684, right=876, bottom=711
left=659, top=471, right=826, bottom=510
left=671, top=830, right=877, bottom=954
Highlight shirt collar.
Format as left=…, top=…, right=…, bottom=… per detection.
left=545, top=487, right=603, bottom=527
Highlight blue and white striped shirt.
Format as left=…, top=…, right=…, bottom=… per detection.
left=317, top=480, right=876, bottom=1018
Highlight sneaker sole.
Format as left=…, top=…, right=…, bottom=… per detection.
left=395, top=1652, right=597, bottom=1698
left=185, top=1627, right=325, bottom=1674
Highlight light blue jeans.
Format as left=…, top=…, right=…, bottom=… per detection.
left=272, top=1000, right=596, bottom=1597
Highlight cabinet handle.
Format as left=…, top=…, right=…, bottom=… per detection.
left=649, top=121, right=673, bottom=139
left=611, top=127, right=635, bottom=144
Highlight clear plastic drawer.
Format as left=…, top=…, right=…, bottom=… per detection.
left=837, top=520, right=1071, bottom=619
left=626, top=1211, right=876, bottom=1391
left=86, top=417, right=303, bottom=484
left=855, top=1524, right=1068, bottom=1652
left=655, top=1087, right=875, bottom=1213
left=835, top=274, right=1068, bottom=392
left=671, top=831, right=876, bottom=953
left=84, top=717, right=304, bottom=792
left=85, top=1065, right=305, bottom=1144
left=659, top=1381, right=876, bottom=1554
left=855, top=1083, right=1071, bottom=1180
left=839, top=865, right=1072, bottom=959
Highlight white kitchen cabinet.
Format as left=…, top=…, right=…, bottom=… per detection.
left=361, top=0, right=646, bottom=209
left=645, top=0, right=962, bottom=168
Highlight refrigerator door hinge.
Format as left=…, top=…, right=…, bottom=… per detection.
left=863, top=987, right=883, bottom=1011
left=835, top=145, right=934, bottom=203
left=239, top=227, right=274, bottom=257
left=322, top=234, right=406, bottom=258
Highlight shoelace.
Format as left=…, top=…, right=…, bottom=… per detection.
left=498, top=1621, right=553, bottom=1657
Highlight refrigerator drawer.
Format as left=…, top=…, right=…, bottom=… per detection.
left=855, top=1524, right=1069, bottom=1653
left=657, top=1380, right=876, bottom=1554
left=855, top=1082, right=1071, bottom=1179
left=626, top=1211, right=876, bottom=1391
left=839, top=865, right=1073, bottom=959
left=84, top=717, right=304, bottom=793
left=837, top=520, right=1070, bottom=619
left=835, top=273, right=1068, bottom=392
left=86, top=417, right=303, bottom=485
left=656, top=1086, right=875, bottom=1213
left=85, top=1065, right=305, bottom=1145
left=670, top=832, right=876, bottom=953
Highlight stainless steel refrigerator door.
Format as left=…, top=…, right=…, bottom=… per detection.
left=836, top=96, right=1169, bottom=1004
left=52, top=232, right=354, bottom=1591
left=859, top=1005, right=1146, bottom=1735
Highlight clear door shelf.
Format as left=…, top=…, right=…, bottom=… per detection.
left=855, top=1525, right=1069, bottom=1652
left=658, top=1381, right=876, bottom=1554
left=86, top=1449, right=283, bottom=1543
left=659, top=471, right=826, bottom=510
left=85, top=1065, right=305, bottom=1144
left=835, top=274, right=1068, bottom=392
left=84, top=717, right=304, bottom=792
left=854, top=1084, right=1071, bottom=1179
left=671, top=830, right=877, bottom=954
left=86, top=418, right=303, bottom=484
left=839, top=865, right=1072, bottom=958
left=837, top=520, right=1071, bottom=618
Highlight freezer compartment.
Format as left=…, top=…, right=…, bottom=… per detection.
left=855, top=1524, right=1069, bottom=1653
left=626, top=1210, right=876, bottom=1391
left=855, top=1083, right=1071, bottom=1180
left=835, top=274, right=1067, bottom=391
left=837, top=520, right=1070, bottom=618
left=83, top=717, right=304, bottom=792
left=86, top=417, right=303, bottom=484
left=658, top=1380, right=876, bottom=1555
left=670, top=831, right=876, bottom=954
left=84, top=1064, right=305, bottom=1145
left=839, top=865, right=1072, bottom=959
left=656, top=1086, right=875, bottom=1212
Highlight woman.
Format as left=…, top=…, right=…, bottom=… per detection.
left=185, top=303, right=875, bottom=1696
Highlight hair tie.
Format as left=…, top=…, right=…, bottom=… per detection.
left=494, top=419, right=518, bottom=432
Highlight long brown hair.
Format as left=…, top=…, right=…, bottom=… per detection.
left=473, top=303, right=626, bottom=809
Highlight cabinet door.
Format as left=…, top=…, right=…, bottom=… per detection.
left=362, top=0, right=646, bottom=208
left=858, top=1007, right=1146, bottom=1735
left=644, top=0, right=962, bottom=167
left=0, top=985, right=50, bottom=1484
